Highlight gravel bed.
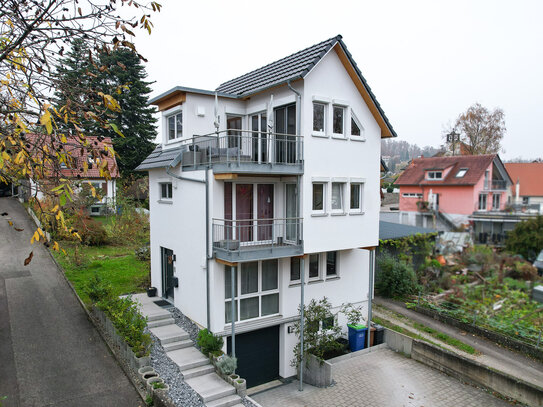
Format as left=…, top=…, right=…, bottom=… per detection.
left=148, top=331, right=204, bottom=407
left=168, top=307, right=200, bottom=344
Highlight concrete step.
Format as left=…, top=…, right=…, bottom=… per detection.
left=168, top=346, right=211, bottom=371
left=146, top=309, right=173, bottom=322
left=147, top=317, right=175, bottom=328
left=150, top=324, right=189, bottom=344
left=205, top=394, right=242, bottom=407
left=181, top=364, right=215, bottom=380
left=163, top=339, right=194, bottom=352
left=186, top=373, right=236, bottom=403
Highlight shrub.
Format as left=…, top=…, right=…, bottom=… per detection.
left=341, top=303, right=364, bottom=326
left=216, top=355, right=237, bottom=376
left=376, top=252, right=419, bottom=298
left=71, top=215, right=108, bottom=246
left=135, top=245, right=150, bottom=261
left=84, top=274, right=113, bottom=303
left=197, top=328, right=224, bottom=355
left=506, top=215, right=543, bottom=261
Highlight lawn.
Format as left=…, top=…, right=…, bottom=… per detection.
left=53, top=242, right=149, bottom=305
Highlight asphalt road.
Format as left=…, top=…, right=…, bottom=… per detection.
left=0, top=198, right=142, bottom=407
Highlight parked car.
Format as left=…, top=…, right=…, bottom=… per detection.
left=533, top=250, right=543, bottom=277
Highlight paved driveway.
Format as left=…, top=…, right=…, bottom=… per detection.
left=252, top=348, right=513, bottom=407
left=0, top=198, right=142, bottom=407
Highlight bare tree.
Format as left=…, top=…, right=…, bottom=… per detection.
left=445, top=103, right=506, bottom=155
left=0, top=0, right=160, bottom=259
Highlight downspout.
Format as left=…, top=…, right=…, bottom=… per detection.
left=287, top=80, right=306, bottom=391
left=166, top=153, right=211, bottom=330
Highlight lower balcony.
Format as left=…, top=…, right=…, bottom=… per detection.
left=212, top=217, right=303, bottom=262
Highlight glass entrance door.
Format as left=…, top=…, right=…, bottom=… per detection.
left=274, top=104, right=296, bottom=164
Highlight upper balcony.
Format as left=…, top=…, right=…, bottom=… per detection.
left=177, top=130, right=303, bottom=175
left=212, top=217, right=303, bottom=262
left=483, top=179, right=508, bottom=191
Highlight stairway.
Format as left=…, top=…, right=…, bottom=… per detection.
left=135, top=294, right=243, bottom=407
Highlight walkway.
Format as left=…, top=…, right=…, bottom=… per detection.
left=252, top=347, right=513, bottom=407
left=374, top=296, right=543, bottom=388
left=0, top=198, right=142, bottom=407
left=133, top=293, right=244, bottom=407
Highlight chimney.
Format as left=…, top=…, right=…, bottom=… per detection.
left=515, top=178, right=520, bottom=204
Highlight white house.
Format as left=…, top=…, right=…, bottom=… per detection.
left=137, top=35, right=397, bottom=387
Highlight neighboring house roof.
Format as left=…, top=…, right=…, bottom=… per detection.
left=379, top=221, right=436, bottom=241
left=505, top=162, right=543, bottom=197
left=149, top=34, right=397, bottom=139
left=136, top=144, right=181, bottom=171
left=394, top=155, right=496, bottom=186
left=26, top=134, right=119, bottom=179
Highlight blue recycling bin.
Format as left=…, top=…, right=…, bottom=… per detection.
left=348, top=324, right=367, bottom=352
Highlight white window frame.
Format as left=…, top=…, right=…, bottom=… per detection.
left=159, top=182, right=173, bottom=201
left=325, top=251, right=339, bottom=279
left=165, top=107, right=183, bottom=142
left=311, top=96, right=331, bottom=138
left=308, top=253, right=321, bottom=281
left=456, top=168, right=468, bottom=178
left=289, top=257, right=301, bottom=284
left=427, top=171, right=443, bottom=180
left=492, top=194, right=500, bottom=210
left=312, top=102, right=327, bottom=136
left=224, top=261, right=280, bottom=324
left=311, top=180, right=327, bottom=216
left=332, top=105, right=346, bottom=138
left=349, top=178, right=366, bottom=214
left=478, top=193, right=487, bottom=211
left=349, top=110, right=365, bottom=141
left=331, top=181, right=346, bottom=214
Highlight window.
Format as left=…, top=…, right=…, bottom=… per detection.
left=333, top=106, right=344, bottom=135
left=312, top=183, right=325, bottom=212
left=331, top=182, right=344, bottom=211
left=350, top=183, right=364, bottom=212
left=290, top=257, right=301, bottom=282
left=224, top=260, right=279, bottom=323
left=427, top=171, right=442, bottom=180
left=313, top=102, right=326, bottom=133
left=326, top=251, right=338, bottom=277
left=492, top=194, right=500, bottom=210
left=91, top=206, right=100, bottom=214
left=309, top=254, right=320, bottom=280
left=160, top=182, right=173, bottom=199
left=456, top=168, right=468, bottom=178
left=478, top=194, right=487, bottom=211
left=167, top=112, right=182, bottom=140
left=351, top=117, right=361, bottom=136
left=522, top=197, right=529, bottom=205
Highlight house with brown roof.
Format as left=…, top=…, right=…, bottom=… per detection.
left=505, top=162, right=543, bottom=207
left=24, top=134, right=119, bottom=215
left=394, top=154, right=511, bottom=233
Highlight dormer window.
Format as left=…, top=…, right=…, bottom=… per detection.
left=167, top=111, right=183, bottom=141
left=427, top=171, right=442, bottom=180
left=456, top=168, right=468, bottom=178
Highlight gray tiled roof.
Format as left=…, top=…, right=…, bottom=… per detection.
left=379, top=221, right=436, bottom=241
left=135, top=145, right=182, bottom=171
left=216, top=36, right=341, bottom=96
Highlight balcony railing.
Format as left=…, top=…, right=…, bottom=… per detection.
left=212, top=217, right=303, bottom=262
left=177, top=130, right=303, bottom=174
left=484, top=180, right=507, bottom=190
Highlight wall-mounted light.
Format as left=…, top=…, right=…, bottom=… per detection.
left=287, top=325, right=295, bottom=334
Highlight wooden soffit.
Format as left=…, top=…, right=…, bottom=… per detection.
left=333, top=44, right=394, bottom=139
left=152, top=90, right=186, bottom=111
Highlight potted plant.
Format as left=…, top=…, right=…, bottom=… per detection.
left=341, top=303, right=367, bottom=352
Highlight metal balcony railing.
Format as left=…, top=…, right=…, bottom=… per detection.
left=483, top=180, right=507, bottom=190
left=212, top=217, right=303, bottom=261
left=177, top=130, right=303, bottom=173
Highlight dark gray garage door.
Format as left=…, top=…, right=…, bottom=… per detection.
left=227, top=325, right=279, bottom=388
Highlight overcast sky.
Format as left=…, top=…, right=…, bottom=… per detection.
left=133, top=0, right=543, bottom=160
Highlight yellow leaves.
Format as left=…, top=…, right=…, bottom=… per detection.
left=30, top=228, right=45, bottom=244
left=2, top=151, right=9, bottom=161
left=15, top=150, right=26, bottom=164
left=98, top=92, right=121, bottom=112
left=40, top=105, right=53, bottom=134
left=52, top=241, right=60, bottom=252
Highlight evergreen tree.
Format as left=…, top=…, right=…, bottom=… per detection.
left=54, top=41, right=157, bottom=176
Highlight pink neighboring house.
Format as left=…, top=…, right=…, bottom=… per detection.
left=394, top=154, right=511, bottom=230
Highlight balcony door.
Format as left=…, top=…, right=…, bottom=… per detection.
left=227, top=116, right=242, bottom=149
left=234, top=183, right=274, bottom=244
left=285, top=184, right=297, bottom=242
left=274, top=104, right=296, bottom=164
left=251, top=113, right=267, bottom=163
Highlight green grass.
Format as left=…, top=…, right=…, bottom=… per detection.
left=53, top=243, right=149, bottom=304
left=92, top=215, right=116, bottom=226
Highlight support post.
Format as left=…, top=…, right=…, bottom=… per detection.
left=367, top=248, right=375, bottom=350
left=231, top=265, right=236, bottom=361
left=299, top=256, right=305, bottom=391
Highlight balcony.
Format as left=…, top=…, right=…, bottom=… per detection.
left=483, top=180, right=507, bottom=190
left=212, top=217, right=303, bottom=262
left=177, top=130, right=303, bottom=175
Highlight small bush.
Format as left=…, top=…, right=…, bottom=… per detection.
left=376, top=252, right=419, bottom=298
left=506, top=215, right=543, bottom=261
left=197, top=328, right=224, bottom=355
left=135, top=245, right=150, bottom=261
left=216, top=355, right=237, bottom=376
left=71, top=216, right=108, bottom=246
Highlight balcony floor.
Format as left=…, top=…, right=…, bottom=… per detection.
left=213, top=243, right=303, bottom=262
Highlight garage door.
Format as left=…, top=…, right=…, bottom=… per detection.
left=227, top=325, right=279, bottom=388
